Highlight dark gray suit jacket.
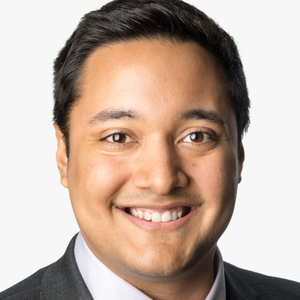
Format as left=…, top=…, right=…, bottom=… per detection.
left=1, top=235, right=300, bottom=299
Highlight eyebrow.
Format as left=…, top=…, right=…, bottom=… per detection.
left=88, top=107, right=225, bottom=127
left=180, top=109, right=225, bottom=126
left=89, top=108, right=142, bottom=126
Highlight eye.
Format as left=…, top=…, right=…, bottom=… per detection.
left=103, top=132, right=134, bottom=144
left=110, top=133, right=126, bottom=143
left=182, top=131, right=211, bottom=143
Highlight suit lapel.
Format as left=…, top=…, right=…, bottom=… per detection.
left=40, top=234, right=93, bottom=300
left=224, top=262, right=258, bottom=300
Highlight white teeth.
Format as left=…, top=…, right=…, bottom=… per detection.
left=144, top=211, right=151, bottom=220
left=171, top=211, right=177, bottom=220
left=161, top=211, right=172, bottom=222
left=129, top=208, right=186, bottom=222
left=151, top=212, right=162, bottom=222
left=131, top=208, right=138, bottom=217
left=137, top=209, right=144, bottom=219
left=177, top=210, right=183, bottom=218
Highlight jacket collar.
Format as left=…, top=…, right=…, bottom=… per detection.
left=224, top=262, right=258, bottom=300
left=40, top=234, right=93, bottom=300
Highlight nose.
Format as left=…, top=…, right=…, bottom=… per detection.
left=133, top=141, right=188, bottom=195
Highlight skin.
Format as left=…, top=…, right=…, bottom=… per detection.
left=55, top=39, right=244, bottom=300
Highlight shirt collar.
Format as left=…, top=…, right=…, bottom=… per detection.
left=74, top=232, right=225, bottom=300
left=206, top=247, right=226, bottom=300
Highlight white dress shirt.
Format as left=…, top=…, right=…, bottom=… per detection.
left=75, top=232, right=226, bottom=300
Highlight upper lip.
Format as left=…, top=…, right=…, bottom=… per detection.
left=114, top=194, right=203, bottom=210
left=116, top=203, right=201, bottom=210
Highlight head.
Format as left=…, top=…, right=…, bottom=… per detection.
left=53, top=0, right=249, bottom=156
left=53, top=0, right=249, bottom=294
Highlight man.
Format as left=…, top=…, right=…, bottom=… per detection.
left=1, top=0, right=299, bottom=299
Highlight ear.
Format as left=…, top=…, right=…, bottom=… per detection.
left=238, top=143, right=245, bottom=183
left=54, top=124, right=68, bottom=188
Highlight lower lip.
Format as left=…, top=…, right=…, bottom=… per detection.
left=119, top=207, right=197, bottom=231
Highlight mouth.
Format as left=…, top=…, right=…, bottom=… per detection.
left=124, top=206, right=192, bottom=222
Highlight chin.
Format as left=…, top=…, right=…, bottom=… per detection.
left=121, top=241, right=214, bottom=281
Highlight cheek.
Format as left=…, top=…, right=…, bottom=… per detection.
left=191, top=150, right=239, bottom=207
left=189, top=150, right=239, bottom=243
left=68, top=150, right=131, bottom=210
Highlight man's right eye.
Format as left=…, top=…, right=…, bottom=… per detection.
left=107, top=133, right=127, bottom=143
left=102, top=132, right=135, bottom=144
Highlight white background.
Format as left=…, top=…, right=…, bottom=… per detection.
left=0, top=0, right=299, bottom=292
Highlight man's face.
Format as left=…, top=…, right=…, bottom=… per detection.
left=56, top=39, right=243, bottom=282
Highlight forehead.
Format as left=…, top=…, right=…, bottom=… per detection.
left=73, top=38, right=233, bottom=127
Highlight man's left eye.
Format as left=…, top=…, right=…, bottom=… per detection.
left=182, top=132, right=210, bottom=143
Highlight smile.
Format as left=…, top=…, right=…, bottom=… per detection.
left=125, top=206, right=191, bottom=222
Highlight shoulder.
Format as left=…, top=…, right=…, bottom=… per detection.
left=224, top=262, right=300, bottom=300
left=0, top=234, right=92, bottom=300
left=0, top=265, right=50, bottom=300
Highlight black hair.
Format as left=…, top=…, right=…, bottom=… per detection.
left=53, top=0, right=250, bottom=155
